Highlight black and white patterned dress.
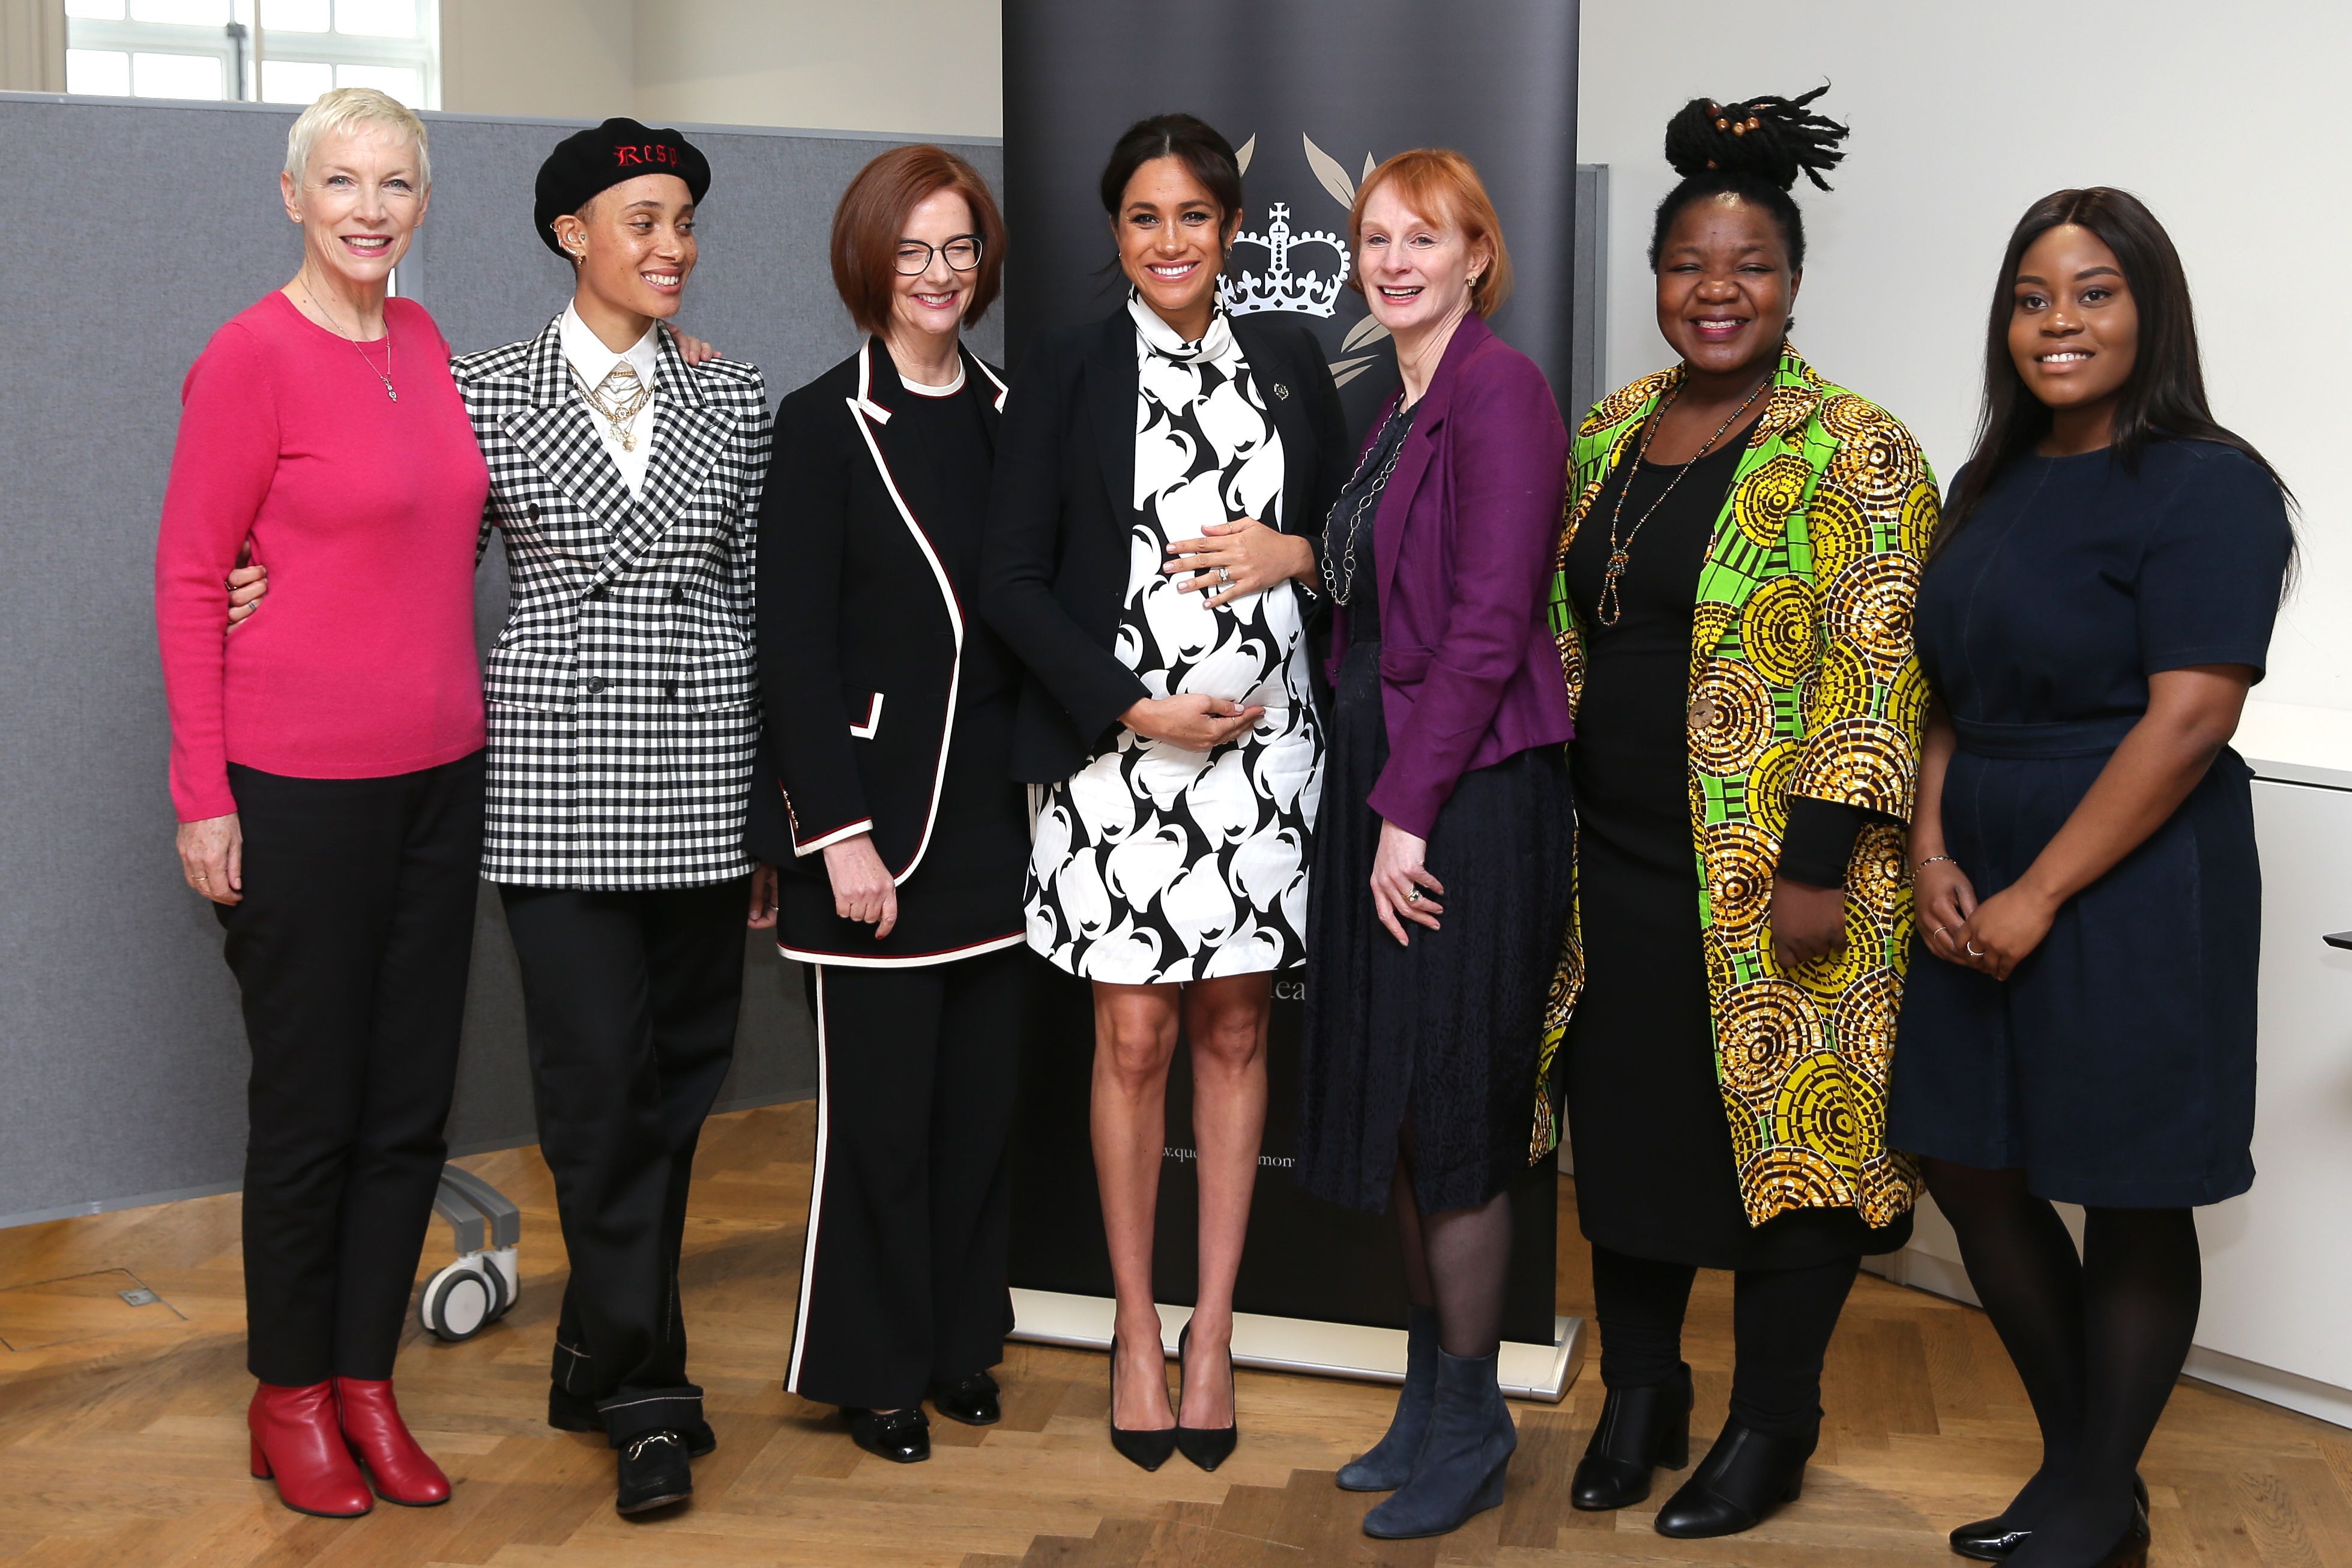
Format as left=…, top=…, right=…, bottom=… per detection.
left=1024, top=298, right=1323, bottom=983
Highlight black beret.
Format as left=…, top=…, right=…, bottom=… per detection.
left=533, top=117, right=711, bottom=255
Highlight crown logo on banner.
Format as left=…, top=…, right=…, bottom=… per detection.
left=1223, top=202, right=1350, bottom=318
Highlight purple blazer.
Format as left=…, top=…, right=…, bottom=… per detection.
left=1328, top=314, right=1572, bottom=839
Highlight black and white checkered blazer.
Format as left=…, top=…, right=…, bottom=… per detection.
left=454, top=315, right=771, bottom=890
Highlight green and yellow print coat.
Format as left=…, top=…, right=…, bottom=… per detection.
left=1534, top=345, right=1936, bottom=1230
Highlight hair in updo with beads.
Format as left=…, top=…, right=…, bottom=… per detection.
left=1647, top=85, right=1850, bottom=273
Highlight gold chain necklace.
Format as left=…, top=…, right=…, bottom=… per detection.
left=300, top=282, right=396, bottom=402
left=576, top=361, right=653, bottom=451
left=1594, top=371, right=1772, bottom=627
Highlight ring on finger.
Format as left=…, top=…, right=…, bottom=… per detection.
left=1218, top=565, right=1232, bottom=585
left=1965, top=940, right=1986, bottom=957
left=1405, top=886, right=1422, bottom=904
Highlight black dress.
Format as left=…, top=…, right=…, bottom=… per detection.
left=1297, top=402, right=1578, bottom=1216
left=1890, top=443, right=2293, bottom=1207
left=1561, top=432, right=1910, bottom=1269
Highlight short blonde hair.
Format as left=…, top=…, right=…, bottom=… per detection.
left=285, top=88, right=430, bottom=187
left=1349, top=148, right=1513, bottom=316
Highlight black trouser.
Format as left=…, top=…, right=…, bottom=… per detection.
left=786, top=948, right=1024, bottom=1410
left=219, top=752, right=484, bottom=1387
left=1590, top=1243, right=1861, bottom=1438
left=499, top=878, right=748, bottom=1446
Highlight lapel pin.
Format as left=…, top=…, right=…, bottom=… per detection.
left=1273, top=382, right=1290, bottom=400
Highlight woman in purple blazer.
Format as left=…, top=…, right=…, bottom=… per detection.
left=1295, top=149, right=1573, bottom=1542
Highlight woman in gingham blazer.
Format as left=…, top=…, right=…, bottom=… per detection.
left=457, top=118, right=770, bottom=1518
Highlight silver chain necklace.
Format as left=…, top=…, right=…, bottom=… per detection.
left=1321, top=400, right=1414, bottom=606
left=300, top=282, right=397, bottom=402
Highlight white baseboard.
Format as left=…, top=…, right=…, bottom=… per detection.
left=1009, top=1288, right=1586, bottom=1404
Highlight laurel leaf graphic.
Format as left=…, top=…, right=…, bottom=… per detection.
left=1340, top=315, right=1392, bottom=354
left=1328, top=354, right=1380, bottom=387
left=1361, top=152, right=1377, bottom=182
left=1235, top=133, right=1257, bottom=176
left=1303, top=134, right=1355, bottom=208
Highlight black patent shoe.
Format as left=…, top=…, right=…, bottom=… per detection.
left=1174, top=1320, right=1238, bottom=1472
left=1950, top=1474, right=2151, bottom=1561
left=1108, top=1334, right=1178, bottom=1471
left=1652, top=1420, right=1814, bottom=1539
left=2082, top=1506, right=2153, bottom=1568
left=930, top=1370, right=1002, bottom=1426
left=549, top=1383, right=715, bottom=1457
left=845, top=1407, right=930, bottom=1463
left=1571, top=1364, right=1693, bottom=1511
left=615, top=1430, right=692, bottom=1515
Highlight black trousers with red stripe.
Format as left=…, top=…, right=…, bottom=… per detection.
left=787, top=947, right=1024, bottom=1410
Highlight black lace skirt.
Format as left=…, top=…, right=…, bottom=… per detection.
left=1295, top=638, right=1575, bottom=1215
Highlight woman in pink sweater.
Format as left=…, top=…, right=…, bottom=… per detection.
left=153, top=89, right=486, bottom=1519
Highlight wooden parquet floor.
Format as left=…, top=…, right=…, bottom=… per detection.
left=0, top=1100, right=2344, bottom=1566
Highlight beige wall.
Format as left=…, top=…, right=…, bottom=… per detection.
left=438, top=0, right=1000, bottom=137
left=0, top=0, right=66, bottom=94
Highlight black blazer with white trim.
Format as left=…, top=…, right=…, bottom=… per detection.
left=746, top=339, right=1029, bottom=964
left=979, top=306, right=1349, bottom=785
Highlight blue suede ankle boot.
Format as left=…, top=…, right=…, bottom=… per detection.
left=1336, top=1306, right=1438, bottom=1492
left=1361, top=1348, right=1516, bottom=1539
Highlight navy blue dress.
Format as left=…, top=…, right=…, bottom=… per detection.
left=1888, top=441, right=2292, bottom=1207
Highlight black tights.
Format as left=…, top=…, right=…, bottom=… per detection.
left=1925, top=1160, right=2198, bottom=1566
left=1390, top=1124, right=1515, bottom=1359
left=1589, top=1244, right=1859, bottom=1439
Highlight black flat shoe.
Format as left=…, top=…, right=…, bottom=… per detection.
left=1174, top=1320, right=1238, bottom=1472
left=930, top=1370, right=1001, bottom=1426
left=1108, top=1334, right=1178, bottom=1471
left=550, top=1383, right=716, bottom=1457
left=1652, top=1420, right=1814, bottom=1539
left=614, top=1430, right=692, bottom=1515
left=1570, top=1364, right=1693, bottom=1511
left=1949, top=1474, right=2151, bottom=1561
left=845, top=1407, right=930, bottom=1464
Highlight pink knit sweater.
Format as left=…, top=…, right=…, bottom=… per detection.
left=155, top=292, right=490, bottom=822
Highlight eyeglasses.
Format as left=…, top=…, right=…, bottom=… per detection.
left=895, top=236, right=983, bottom=275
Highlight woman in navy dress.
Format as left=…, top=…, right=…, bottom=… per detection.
left=1891, top=188, right=2293, bottom=1568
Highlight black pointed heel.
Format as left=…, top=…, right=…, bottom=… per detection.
left=1107, top=1333, right=1178, bottom=1472
left=1570, top=1363, right=1693, bottom=1511
left=1174, top=1320, right=1238, bottom=1471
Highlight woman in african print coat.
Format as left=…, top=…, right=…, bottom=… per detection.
left=1543, top=90, right=1933, bottom=1541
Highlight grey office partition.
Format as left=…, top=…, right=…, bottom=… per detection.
left=0, top=92, right=1003, bottom=1225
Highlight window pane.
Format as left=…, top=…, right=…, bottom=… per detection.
left=259, top=0, right=329, bottom=31
left=334, top=0, right=416, bottom=38
left=259, top=56, right=333, bottom=104
left=131, top=50, right=225, bottom=99
left=64, top=1, right=128, bottom=21
left=64, top=48, right=131, bottom=94
left=130, top=0, right=231, bottom=22
left=335, top=63, right=421, bottom=106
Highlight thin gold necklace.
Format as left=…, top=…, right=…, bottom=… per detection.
left=1594, top=370, right=1771, bottom=626
left=300, top=280, right=396, bottom=402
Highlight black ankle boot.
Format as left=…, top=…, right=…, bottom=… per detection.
left=1361, top=1349, right=1516, bottom=1540
left=1571, top=1363, right=1693, bottom=1510
left=1950, top=1473, right=2150, bottom=1561
left=1652, top=1420, right=1814, bottom=1539
left=1337, top=1306, right=1438, bottom=1493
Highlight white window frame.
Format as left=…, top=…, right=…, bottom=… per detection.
left=65, top=2, right=439, bottom=108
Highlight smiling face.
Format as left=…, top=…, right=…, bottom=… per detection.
left=889, top=187, right=979, bottom=351
left=555, top=172, right=698, bottom=322
left=1357, top=183, right=1487, bottom=336
left=1653, top=192, right=1797, bottom=380
left=1114, top=155, right=1235, bottom=336
left=2009, top=223, right=2138, bottom=419
left=279, top=121, right=427, bottom=291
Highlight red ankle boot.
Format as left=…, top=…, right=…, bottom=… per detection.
left=248, top=1381, right=373, bottom=1517
left=334, top=1376, right=450, bottom=1506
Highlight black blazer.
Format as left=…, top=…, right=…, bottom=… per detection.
left=980, top=307, right=1349, bottom=784
left=747, top=339, right=1028, bottom=963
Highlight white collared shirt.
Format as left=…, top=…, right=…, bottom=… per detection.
left=559, top=303, right=660, bottom=499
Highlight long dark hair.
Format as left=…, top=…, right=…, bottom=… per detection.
left=1097, top=113, right=1243, bottom=225
left=1941, top=187, right=2296, bottom=552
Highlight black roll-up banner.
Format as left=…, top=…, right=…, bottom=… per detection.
left=1003, top=0, right=1581, bottom=1349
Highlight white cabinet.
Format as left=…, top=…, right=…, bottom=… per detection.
left=1874, top=699, right=2352, bottom=1428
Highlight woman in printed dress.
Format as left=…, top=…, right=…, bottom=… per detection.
left=982, top=113, right=1346, bottom=1470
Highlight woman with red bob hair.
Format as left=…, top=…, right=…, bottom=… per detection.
left=747, top=145, right=1028, bottom=1467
